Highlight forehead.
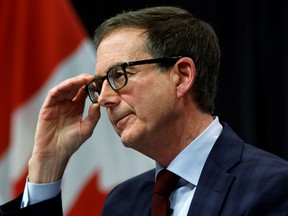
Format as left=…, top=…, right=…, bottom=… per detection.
left=94, top=28, right=150, bottom=76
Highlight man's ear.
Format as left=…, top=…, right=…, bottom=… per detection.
left=173, top=57, right=196, bottom=98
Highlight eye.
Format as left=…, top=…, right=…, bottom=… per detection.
left=108, top=65, right=127, bottom=89
left=109, top=65, right=125, bottom=80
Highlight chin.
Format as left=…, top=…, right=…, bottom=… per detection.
left=120, top=129, right=143, bottom=150
left=117, top=121, right=148, bottom=149
left=120, top=134, right=134, bottom=148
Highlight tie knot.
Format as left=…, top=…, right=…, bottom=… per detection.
left=154, top=169, right=179, bottom=197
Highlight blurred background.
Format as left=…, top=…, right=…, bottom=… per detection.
left=1, top=0, right=287, bottom=215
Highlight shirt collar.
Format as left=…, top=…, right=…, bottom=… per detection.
left=156, top=116, right=223, bottom=186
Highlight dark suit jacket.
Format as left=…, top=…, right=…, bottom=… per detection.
left=1, top=122, right=288, bottom=216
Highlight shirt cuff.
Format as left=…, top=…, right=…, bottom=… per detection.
left=21, top=177, right=61, bottom=208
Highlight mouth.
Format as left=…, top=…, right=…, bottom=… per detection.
left=116, top=114, right=131, bottom=129
left=112, top=112, right=132, bottom=130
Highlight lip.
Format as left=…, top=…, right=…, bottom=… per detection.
left=115, top=114, right=131, bottom=129
left=111, top=111, right=131, bottom=128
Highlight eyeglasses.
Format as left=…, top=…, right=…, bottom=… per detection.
left=85, top=56, right=182, bottom=103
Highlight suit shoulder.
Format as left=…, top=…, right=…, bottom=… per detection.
left=110, top=169, right=155, bottom=194
left=102, top=169, right=155, bottom=215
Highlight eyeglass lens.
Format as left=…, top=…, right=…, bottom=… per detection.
left=87, top=81, right=100, bottom=103
left=87, top=65, right=127, bottom=103
left=108, top=65, right=127, bottom=90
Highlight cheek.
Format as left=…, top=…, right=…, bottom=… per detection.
left=134, top=80, right=175, bottom=120
left=134, top=72, right=174, bottom=99
left=121, top=72, right=176, bottom=124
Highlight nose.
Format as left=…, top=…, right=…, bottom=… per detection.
left=97, top=80, right=121, bottom=107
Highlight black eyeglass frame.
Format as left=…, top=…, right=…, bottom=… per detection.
left=85, top=56, right=183, bottom=103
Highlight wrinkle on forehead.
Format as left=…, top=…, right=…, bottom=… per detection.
left=94, top=28, right=150, bottom=76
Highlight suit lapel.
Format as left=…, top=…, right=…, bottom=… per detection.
left=188, top=123, right=243, bottom=216
left=187, top=158, right=236, bottom=216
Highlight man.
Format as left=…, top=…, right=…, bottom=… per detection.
left=1, top=6, right=288, bottom=216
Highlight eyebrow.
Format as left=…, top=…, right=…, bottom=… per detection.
left=95, top=61, right=126, bottom=79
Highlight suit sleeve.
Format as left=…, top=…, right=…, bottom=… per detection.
left=0, top=192, right=63, bottom=216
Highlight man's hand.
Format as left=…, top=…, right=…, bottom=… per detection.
left=28, top=74, right=100, bottom=183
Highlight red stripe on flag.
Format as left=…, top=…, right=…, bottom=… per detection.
left=67, top=172, right=108, bottom=216
left=0, top=0, right=87, bottom=157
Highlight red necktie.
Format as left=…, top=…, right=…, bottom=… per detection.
left=151, top=169, right=179, bottom=216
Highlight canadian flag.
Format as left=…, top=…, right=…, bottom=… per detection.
left=0, top=0, right=154, bottom=215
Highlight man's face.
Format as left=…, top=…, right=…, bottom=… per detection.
left=94, top=28, right=179, bottom=156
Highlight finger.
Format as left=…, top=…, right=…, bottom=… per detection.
left=55, top=75, right=91, bottom=101
left=73, top=85, right=89, bottom=103
left=44, top=74, right=94, bottom=107
left=81, top=103, right=101, bottom=138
